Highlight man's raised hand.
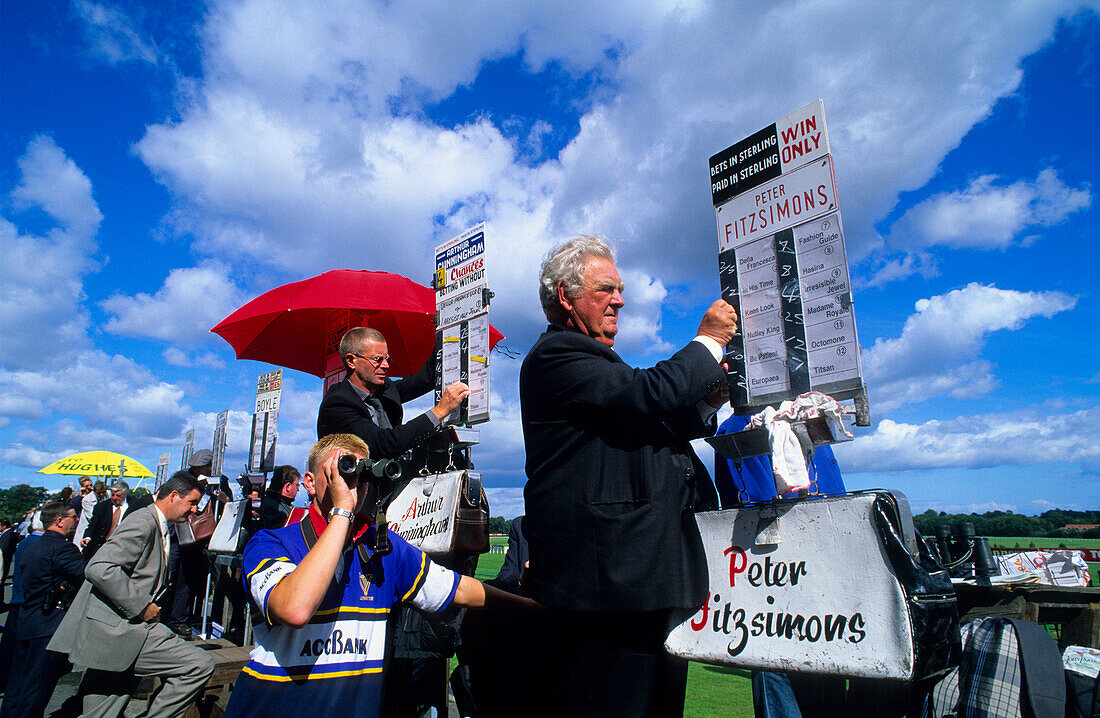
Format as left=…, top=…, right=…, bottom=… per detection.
left=697, top=300, right=738, bottom=346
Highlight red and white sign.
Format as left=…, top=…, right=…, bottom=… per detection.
left=775, top=100, right=830, bottom=172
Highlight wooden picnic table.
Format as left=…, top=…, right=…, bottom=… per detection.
left=953, top=582, right=1100, bottom=647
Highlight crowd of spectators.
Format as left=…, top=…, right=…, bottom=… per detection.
left=0, top=234, right=874, bottom=718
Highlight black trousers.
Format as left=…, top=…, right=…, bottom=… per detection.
left=525, top=609, right=688, bottom=718
left=0, top=607, right=19, bottom=690
left=169, top=543, right=207, bottom=626
left=0, top=636, right=68, bottom=718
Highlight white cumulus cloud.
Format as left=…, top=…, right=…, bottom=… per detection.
left=862, top=283, right=1077, bottom=412
left=835, top=407, right=1100, bottom=473
left=129, top=1, right=1083, bottom=355
left=72, top=0, right=160, bottom=66
left=887, top=168, right=1091, bottom=251
left=0, top=351, right=191, bottom=444
left=1, top=136, right=101, bottom=370
left=101, top=262, right=247, bottom=344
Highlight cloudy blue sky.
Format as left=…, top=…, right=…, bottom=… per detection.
left=2, top=0, right=1097, bottom=518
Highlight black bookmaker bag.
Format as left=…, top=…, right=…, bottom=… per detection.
left=665, top=490, right=960, bottom=683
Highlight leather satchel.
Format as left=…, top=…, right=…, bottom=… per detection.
left=178, top=497, right=216, bottom=545
left=452, top=472, right=490, bottom=554
left=387, top=470, right=490, bottom=556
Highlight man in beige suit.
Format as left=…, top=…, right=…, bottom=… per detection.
left=49, top=471, right=215, bottom=718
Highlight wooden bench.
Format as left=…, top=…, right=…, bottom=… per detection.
left=132, top=638, right=248, bottom=718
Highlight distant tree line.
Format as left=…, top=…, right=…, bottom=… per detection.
left=914, top=509, right=1100, bottom=539
left=0, top=482, right=151, bottom=523
left=0, top=484, right=52, bottom=522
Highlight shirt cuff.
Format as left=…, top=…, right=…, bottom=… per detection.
left=693, top=335, right=725, bottom=363
left=423, top=410, right=441, bottom=428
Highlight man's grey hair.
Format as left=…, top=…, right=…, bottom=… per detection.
left=538, top=235, right=616, bottom=325
left=110, top=480, right=130, bottom=496
left=339, top=327, right=387, bottom=359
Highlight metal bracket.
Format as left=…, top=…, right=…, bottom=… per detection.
left=755, top=504, right=782, bottom=545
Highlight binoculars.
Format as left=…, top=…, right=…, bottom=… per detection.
left=931, top=522, right=999, bottom=584
left=337, top=454, right=402, bottom=483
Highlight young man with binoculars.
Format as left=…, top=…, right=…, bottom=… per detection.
left=221, top=434, right=538, bottom=718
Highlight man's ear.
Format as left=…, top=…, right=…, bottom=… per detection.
left=302, top=472, right=317, bottom=497
left=556, top=281, right=573, bottom=313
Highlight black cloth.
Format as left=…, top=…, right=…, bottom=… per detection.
left=316, top=358, right=440, bottom=472
left=259, top=490, right=294, bottom=530
left=15, top=531, right=84, bottom=640
left=520, top=324, right=723, bottom=613
left=174, top=543, right=207, bottom=627
left=488, top=516, right=528, bottom=592
left=526, top=609, right=688, bottom=718
left=0, top=635, right=69, bottom=718
left=0, top=527, right=15, bottom=583
left=164, top=532, right=188, bottom=628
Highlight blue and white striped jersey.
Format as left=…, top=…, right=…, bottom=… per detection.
left=223, top=510, right=459, bottom=718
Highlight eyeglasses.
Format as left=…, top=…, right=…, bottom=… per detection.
left=351, top=353, right=389, bottom=365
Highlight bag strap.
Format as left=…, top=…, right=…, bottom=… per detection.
left=299, top=508, right=385, bottom=586
left=300, top=511, right=319, bottom=549
left=461, top=471, right=481, bottom=508
left=1004, top=618, right=1066, bottom=718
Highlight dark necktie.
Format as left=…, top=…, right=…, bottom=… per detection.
left=366, top=396, right=392, bottom=429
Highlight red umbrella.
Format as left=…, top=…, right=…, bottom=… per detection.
left=211, top=269, right=503, bottom=378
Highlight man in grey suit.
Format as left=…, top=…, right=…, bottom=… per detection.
left=49, top=471, right=215, bottom=718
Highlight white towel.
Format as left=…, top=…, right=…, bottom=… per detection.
left=747, top=406, right=810, bottom=493
left=747, top=391, right=853, bottom=494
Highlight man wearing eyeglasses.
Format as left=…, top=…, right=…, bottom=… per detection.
left=317, top=326, right=469, bottom=473
left=316, top=327, right=473, bottom=717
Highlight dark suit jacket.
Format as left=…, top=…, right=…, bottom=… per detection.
left=490, top=516, right=528, bottom=592
left=0, top=527, right=15, bottom=578
left=82, top=499, right=143, bottom=560
left=259, top=490, right=293, bottom=530
left=520, top=324, right=724, bottom=612
left=15, top=530, right=84, bottom=639
left=317, top=358, right=439, bottom=467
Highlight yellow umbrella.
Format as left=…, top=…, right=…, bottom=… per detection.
left=37, top=450, right=154, bottom=478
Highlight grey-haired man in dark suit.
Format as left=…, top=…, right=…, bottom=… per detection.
left=316, top=327, right=470, bottom=475
left=520, top=235, right=737, bottom=718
